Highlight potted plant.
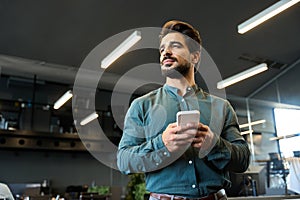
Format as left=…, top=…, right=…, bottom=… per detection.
left=125, top=173, right=149, bottom=200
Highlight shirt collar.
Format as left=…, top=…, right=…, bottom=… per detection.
left=163, top=84, right=202, bottom=97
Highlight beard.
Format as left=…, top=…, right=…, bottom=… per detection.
left=161, top=62, right=191, bottom=79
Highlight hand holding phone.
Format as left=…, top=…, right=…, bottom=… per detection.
left=176, top=110, right=200, bottom=127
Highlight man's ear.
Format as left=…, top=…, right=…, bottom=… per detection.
left=192, top=51, right=201, bottom=72
left=191, top=51, right=201, bottom=64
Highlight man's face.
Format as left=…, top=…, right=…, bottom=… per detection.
left=159, top=32, right=194, bottom=78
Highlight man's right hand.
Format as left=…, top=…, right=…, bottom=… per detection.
left=162, top=122, right=197, bottom=152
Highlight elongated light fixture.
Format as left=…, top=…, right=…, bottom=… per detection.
left=241, top=130, right=254, bottom=135
left=269, top=133, right=300, bottom=141
left=54, top=90, right=73, bottom=109
left=80, top=111, right=99, bottom=126
left=101, top=30, right=142, bottom=69
left=239, top=119, right=266, bottom=128
left=238, top=0, right=300, bottom=34
left=217, top=63, right=268, bottom=89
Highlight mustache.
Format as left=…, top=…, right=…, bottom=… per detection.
left=162, top=55, right=177, bottom=63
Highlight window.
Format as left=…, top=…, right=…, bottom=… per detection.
left=273, top=108, right=300, bottom=157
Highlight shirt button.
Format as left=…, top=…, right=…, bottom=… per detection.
left=156, top=163, right=159, bottom=166
left=192, top=184, right=196, bottom=188
left=181, top=99, right=185, bottom=102
left=188, top=160, right=193, bottom=164
left=137, top=165, right=143, bottom=170
left=163, top=152, right=168, bottom=156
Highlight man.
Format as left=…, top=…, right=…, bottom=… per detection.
left=117, top=20, right=250, bottom=200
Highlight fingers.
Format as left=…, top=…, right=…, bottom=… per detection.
left=197, top=123, right=208, bottom=131
left=192, top=137, right=204, bottom=148
left=163, top=122, right=198, bottom=152
left=191, top=123, right=208, bottom=148
left=165, top=122, right=180, bottom=134
left=163, top=122, right=212, bottom=152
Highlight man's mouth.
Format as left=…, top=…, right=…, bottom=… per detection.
left=162, top=58, right=176, bottom=66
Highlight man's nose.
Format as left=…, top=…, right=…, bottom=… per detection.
left=162, top=46, right=172, bottom=56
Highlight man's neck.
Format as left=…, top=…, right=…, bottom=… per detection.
left=166, top=73, right=195, bottom=96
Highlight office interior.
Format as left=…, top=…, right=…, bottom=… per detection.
left=0, top=1, right=300, bottom=200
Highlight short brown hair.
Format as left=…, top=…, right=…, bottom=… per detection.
left=159, top=20, right=202, bottom=53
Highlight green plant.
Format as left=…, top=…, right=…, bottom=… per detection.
left=134, top=182, right=147, bottom=200
left=125, top=173, right=148, bottom=200
left=87, top=185, right=110, bottom=195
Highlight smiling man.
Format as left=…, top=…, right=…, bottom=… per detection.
left=117, top=20, right=250, bottom=200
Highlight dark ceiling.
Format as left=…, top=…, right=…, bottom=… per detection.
left=0, top=0, right=299, bottom=97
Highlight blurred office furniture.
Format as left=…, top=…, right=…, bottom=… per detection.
left=227, top=165, right=265, bottom=197
left=286, top=157, right=300, bottom=194
left=79, top=193, right=110, bottom=200
left=293, top=151, right=300, bottom=157
left=0, top=183, right=15, bottom=200
left=65, top=185, right=88, bottom=200
left=266, top=152, right=289, bottom=188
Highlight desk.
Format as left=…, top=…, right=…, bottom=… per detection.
left=286, top=157, right=300, bottom=194
left=227, top=165, right=266, bottom=197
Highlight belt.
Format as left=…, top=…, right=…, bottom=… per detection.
left=150, top=193, right=214, bottom=200
left=150, top=189, right=226, bottom=200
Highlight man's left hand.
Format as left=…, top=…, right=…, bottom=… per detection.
left=192, top=123, right=215, bottom=151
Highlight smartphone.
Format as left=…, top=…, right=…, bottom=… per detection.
left=176, top=110, right=200, bottom=127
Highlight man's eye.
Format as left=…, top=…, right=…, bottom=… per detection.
left=160, top=48, right=164, bottom=53
left=172, top=44, right=181, bottom=48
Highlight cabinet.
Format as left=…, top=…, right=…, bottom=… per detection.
left=0, top=98, right=78, bottom=151
left=0, top=99, right=121, bottom=152
left=0, top=99, right=21, bottom=130
left=0, top=76, right=123, bottom=152
left=0, top=129, right=85, bottom=151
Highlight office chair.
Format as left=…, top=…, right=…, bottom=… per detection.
left=0, top=183, right=15, bottom=200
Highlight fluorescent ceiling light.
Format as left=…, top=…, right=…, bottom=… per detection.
left=239, top=119, right=266, bottom=128
left=269, top=133, right=300, bottom=141
left=238, top=0, right=300, bottom=34
left=241, top=130, right=254, bottom=135
left=80, top=112, right=99, bottom=126
left=217, top=63, right=268, bottom=89
left=53, top=90, right=72, bottom=109
left=101, top=30, right=142, bottom=69
left=269, top=136, right=281, bottom=141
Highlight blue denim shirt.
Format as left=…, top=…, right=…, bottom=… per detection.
left=117, top=84, right=250, bottom=198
